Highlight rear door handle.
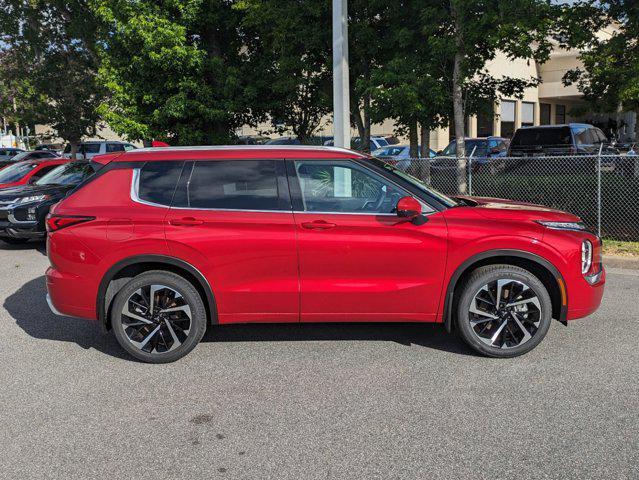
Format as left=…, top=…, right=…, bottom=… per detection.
left=301, top=220, right=337, bottom=230
left=169, top=217, right=204, bottom=227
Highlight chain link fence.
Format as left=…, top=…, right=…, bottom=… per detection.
left=396, top=154, right=639, bottom=241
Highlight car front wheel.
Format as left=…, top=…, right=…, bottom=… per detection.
left=111, top=270, right=207, bottom=363
left=455, top=265, right=552, bottom=358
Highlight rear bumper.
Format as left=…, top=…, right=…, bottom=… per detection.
left=46, top=266, right=97, bottom=320
left=46, top=293, right=68, bottom=317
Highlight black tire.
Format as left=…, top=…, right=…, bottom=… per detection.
left=0, top=237, right=29, bottom=245
left=111, top=270, right=207, bottom=363
left=455, top=264, right=552, bottom=358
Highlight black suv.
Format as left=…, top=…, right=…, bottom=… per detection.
left=0, top=161, right=99, bottom=245
left=508, top=124, right=618, bottom=157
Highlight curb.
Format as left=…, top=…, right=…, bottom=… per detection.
left=603, top=255, right=639, bottom=271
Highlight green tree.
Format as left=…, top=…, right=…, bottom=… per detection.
left=419, top=0, right=556, bottom=191
left=0, top=0, right=106, bottom=157
left=94, top=0, right=267, bottom=145
left=236, top=0, right=332, bottom=143
left=562, top=1, right=639, bottom=143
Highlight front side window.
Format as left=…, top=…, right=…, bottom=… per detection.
left=80, top=144, right=102, bottom=154
left=294, top=160, right=409, bottom=214
left=178, top=160, right=285, bottom=211
left=36, top=162, right=96, bottom=186
left=137, top=161, right=184, bottom=206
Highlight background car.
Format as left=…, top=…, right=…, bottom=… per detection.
left=265, top=136, right=334, bottom=146
left=507, top=124, right=618, bottom=157
left=61, top=141, right=137, bottom=160
left=34, top=143, right=65, bottom=155
left=0, top=158, right=69, bottom=190
left=373, top=145, right=437, bottom=171
left=0, top=149, right=57, bottom=170
left=323, top=136, right=392, bottom=152
left=0, top=147, right=25, bottom=164
left=0, top=161, right=99, bottom=245
left=432, top=137, right=510, bottom=172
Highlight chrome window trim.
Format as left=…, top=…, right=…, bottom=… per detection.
left=131, top=167, right=292, bottom=214
left=131, top=165, right=432, bottom=217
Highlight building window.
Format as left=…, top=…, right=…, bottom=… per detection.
left=477, top=110, right=494, bottom=137
left=521, top=102, right=535, bottom=127
left=500, top=100, right=516, bottom=138
left=540, top=103, right=551, bottom=125
left=555, top=104, right=566, bottom=124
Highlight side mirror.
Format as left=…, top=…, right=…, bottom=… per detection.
left=396, top=196, right=422, bottom=220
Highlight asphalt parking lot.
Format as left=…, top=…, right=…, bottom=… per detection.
left=0, top=244, right=637, bottom=480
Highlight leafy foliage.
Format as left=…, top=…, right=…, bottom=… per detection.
left=562, top=1, right=639, bottom=139
left=0, top=0, right=106, bottom=149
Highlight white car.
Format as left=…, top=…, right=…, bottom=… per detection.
left=62, top=141, right=137, bottom=160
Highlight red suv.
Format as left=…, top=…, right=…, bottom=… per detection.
left=45, top=146, right=605, bottom=363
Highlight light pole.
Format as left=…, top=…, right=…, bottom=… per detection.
left=332, top=0, right=350, bottom=149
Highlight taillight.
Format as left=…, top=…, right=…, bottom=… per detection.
left=46, top=214, right=95, bottom=233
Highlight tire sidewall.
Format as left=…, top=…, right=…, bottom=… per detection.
left=111, top=271, right=207, bottom=363
left=456, top=266, right=553, bottom=358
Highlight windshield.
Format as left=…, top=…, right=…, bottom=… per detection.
left=442, top=139, right=488, bottom=156
left=8, top=151, right=34, bottom=162
left=373, top=146, right=406, bottom=157
left=36, top=162, right=95, bottom=186
left=367, top=157, right=459, bottom=207
left=0, top=162, right=38, bottom=183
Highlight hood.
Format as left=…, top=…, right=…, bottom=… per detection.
left=0, top=183, right=74, bottom=203
left=452, top=195, right=581, bottom=222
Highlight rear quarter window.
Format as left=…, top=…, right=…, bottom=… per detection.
left=137, top=161, right=184, bottom=206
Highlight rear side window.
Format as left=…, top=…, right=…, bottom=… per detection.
left=106, top=143, right=125, bottom=153
left=511, top=127, right=571, bottom=147
left=137, top=161, right=184, bottom=206
left=180, top=160, right=285, bottom=211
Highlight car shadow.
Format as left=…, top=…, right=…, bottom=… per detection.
left=0, top=240, right=47, bottom=256
left=7, top=276, right=476, bottom=361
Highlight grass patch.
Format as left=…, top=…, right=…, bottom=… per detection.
left=603, top=239, right=639, bottom=257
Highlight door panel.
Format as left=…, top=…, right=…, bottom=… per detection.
left=165, top=210, right=299, bottom=323
left=165, top=159, right=298, bottom=324
left=290, top=159, right=448, bottom=323
left=295, top=212, right=447, bottom=322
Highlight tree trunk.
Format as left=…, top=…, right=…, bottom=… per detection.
left=452, top=51, right=467, bottom=194
left=451, top=0, right=467, bottom=194
left=353, top=109, right=366, bottom=148
left=69, top=140, right=78, bottom=160
left=409, top=120, right=419, bottom=158
left=419, top=123, right=431, bottom=185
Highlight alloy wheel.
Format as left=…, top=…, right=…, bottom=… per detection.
left=121, top=284, right=192, bottom=354
left=468, top=279, right=542, bottom=349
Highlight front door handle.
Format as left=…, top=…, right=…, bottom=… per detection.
left=169, top=217, right=204, bottom=227
left=301, top=220, right=337, bottom=230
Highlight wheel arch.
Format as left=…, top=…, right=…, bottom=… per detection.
left=443, top=249, right=568, bottom=332
left=97, top=255, right=217, bottom=331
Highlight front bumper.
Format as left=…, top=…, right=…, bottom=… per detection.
left=0, top=207, right=45, bottom=239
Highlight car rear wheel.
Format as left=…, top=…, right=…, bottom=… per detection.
left=111, top=271, right=207, bottom=363
left=455, top=265, right=552, bottom=358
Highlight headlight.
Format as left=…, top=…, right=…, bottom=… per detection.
left=536, top=221, right=586, bottom=231
left=15, top=194, right=49, bottom=205
left=582, top=240, right=593, bottom=274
